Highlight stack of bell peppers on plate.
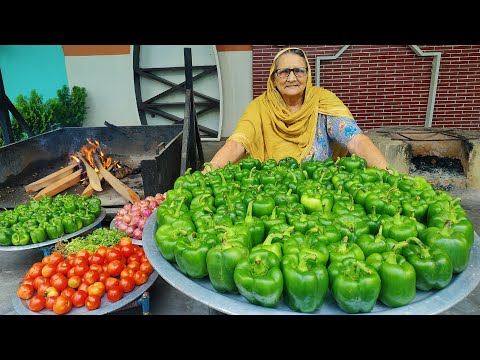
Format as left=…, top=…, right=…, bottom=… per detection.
left=153, top=154, right=475, bottom=314
left=0, top=194, right=102, bottom=246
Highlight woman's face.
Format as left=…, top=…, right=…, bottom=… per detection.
left=273, top=53, right=308, bottom=101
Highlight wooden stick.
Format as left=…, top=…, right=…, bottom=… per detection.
left=24, top=163, right=78, bottom=193
left=76, top=153, right=103, bottom=192
left=82, top=164, right=114, bottom=197
left=95, top=159, right=140, bottom=204
left=34, top=170, right=82, bottom=200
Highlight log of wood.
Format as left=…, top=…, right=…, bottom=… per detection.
left=24, top=163, right=78, bottom=193
left=82, top=164, right=114, bottom=197
left=94, top=158, right=140, bottom=204
left=34, top=170, right=82, bottom=200
left=76, top=153, right=103, bottom=192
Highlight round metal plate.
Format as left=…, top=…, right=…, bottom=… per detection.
left=143, top=208, right=480, bottom=315
left=12, top=271, right=158, bottom=315
left=0, top=208, right=106, bottom=252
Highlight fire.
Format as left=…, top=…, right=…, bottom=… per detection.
left=80, top=138, right=116, bottom=170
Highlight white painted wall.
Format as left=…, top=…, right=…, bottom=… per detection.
left=64, top=48, right=141, bottom=127
left=217, top=50, right=253, bottom=138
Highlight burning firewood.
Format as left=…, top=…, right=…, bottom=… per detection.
left=34, top=169, right=83, bottom=200
left=82, top=163, right=114, bottom=197
left=92, top=153, right=140, bottom=204
left=76, top=152, right=103, bottom=192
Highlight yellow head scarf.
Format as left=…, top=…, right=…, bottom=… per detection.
left=228, top=47, right=354, bottom=162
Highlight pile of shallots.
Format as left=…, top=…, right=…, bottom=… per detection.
left=113, top=193, right=166, bottom=240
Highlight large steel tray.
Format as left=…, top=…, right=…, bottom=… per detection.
left=0, top=208, right=106, bottom=252
left=143, top=209, right=480, bottom=315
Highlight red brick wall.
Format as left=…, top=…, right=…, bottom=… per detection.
left=252, top=45, right=480, bottom=131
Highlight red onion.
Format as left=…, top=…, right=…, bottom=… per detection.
left=122, top=214, right=132, bottom=225
left=137, top=200, right=149, bottom=208
left=117, top=208, right=128, bottom=216
left=117, top=222, right=128, bottom=232
left=138, top=217, right=146, bottom=228
left=131, top=204, right=140, bottom=213
left=141, top=208, right=152, bottom=218
left=133, top=228, right=143, bottom=239
left=125, top=226, right=135, bottom=236
left=148, top=201, right=158, bottom=210
left=145, top=196, right=155, bottom=202
left=130, top=210, right=141, bottom=218
left=123, top=203, right=132, bottom=211
left=130, top=216, right=140, bottom=227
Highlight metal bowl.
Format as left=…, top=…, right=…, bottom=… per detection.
left=143, top=208, right=480, bottom=315
left=0, top=208, right=106, bottom=252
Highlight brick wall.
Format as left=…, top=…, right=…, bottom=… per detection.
left=252, top=45, right=480, bottom=131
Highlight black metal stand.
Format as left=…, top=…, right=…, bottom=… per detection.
left=140, top=48, right=205, bottom=196
left=0, top=68, right=34, bottom=145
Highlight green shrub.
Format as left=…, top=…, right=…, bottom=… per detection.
left=0, top=85, right=88, bottom=146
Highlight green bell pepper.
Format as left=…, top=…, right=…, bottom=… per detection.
left=206, top=238, right=250, bottom=293
left=242, top=201, right=265, bottom=247
left=281, top=249, right=329, bottom=313
left=356, top=225, right=397, bottom=258
left=251, top=232, right=284, bottom=260
left=234, top=248, right=284, bottom=308
left=154, top=223, right=190, bottom=262
left=365, top=241, right=416, bottom=307
left=403, top=237, right=453, bottom=291
left=328, top=258, right=381, bottom=314
left=0, top=227, right=14, bottom=246
left=11, top=229, right=31, bottom=246
left=327, top=236, right=365, bottom=265
left=174, top=232, right=218, bottom=278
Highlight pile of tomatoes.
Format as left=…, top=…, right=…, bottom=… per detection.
left=17, top=237, right=154, bottom=315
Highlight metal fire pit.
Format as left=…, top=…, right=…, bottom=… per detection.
left=0, top=125, right=185, bottom=210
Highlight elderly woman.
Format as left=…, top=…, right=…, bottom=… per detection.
left=207, top=47, right=389, bottom=170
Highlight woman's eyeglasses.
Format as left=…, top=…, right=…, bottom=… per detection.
left=274, top=67, right=307, bottom=79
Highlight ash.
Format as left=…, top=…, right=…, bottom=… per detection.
left=410, top=155, right=465, bottom=191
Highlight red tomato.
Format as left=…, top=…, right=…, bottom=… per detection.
left=89, top=253, right=104, bottom=265
left=60, top=287, right=76, bottom=301
left=66, top=254, right=76, bottom=267
left=22, top=278, right=34, bottom=287
left=95, top=246, right=108, bottom=258
left=140, top=255, right=149, bottom=264
left=120, top=267, right=135, bottom=280
left=71, top=290, right=88, bottom=307
left=107, top=285, right=124, bottom=303
left=140, top=261, right=154, bottom=276
left=45, top=296, right=57, bottom=310
left=47, top=252, right=65, bottom=266
left=132, top=244, right=141, bottom=253
left=67, top=267, right=76, bottom=279
left=78, top=282, right=89, bottom=293
left=76, top=250, right=91, bottom=259
left=119, top=237, right=132, bottom=247
left=83, top=269, right=100, bottom=285
left=133, top=270, right=148, bottom=286
left=67, top=275, right=82, bottom=289
left=98, top=271, right=110, bottom=284
left=73, top=256, right=88, bottom=267
left=41, top=263, right=57, bottom=278
left=119, top=276, right=135, bottom=293
left=26, top=263, right=43, bottom=279
left=56, top=261, right=71, bottom=276
left=89, top=264, right=104, bottom=274
left=127, top=254, right=142, bottom=264
left=50, top=273, right=68, bottom=292
left=104, top=277, right=120, bottom=291
left=73, top=263, right=89, bottom=277
left=37, top=283, right=50, bottom=297
left=17, top=284, right=34, bottom=300
left=107, top=260, right=124, bottom=277
left=85, top=294, right=101, bottom=311
left=127, top=261, right=141, bottom=273
left=33, top=276, right=49, bottom=290
left=136, top=249, right=146, bottom=258
left=28, top=294, right=46, bottom=312
left=41, top=255, right=50, bottom=265
left=105, top=248, right=122, bottom=263
left=113, top=244, right=122, bottom=252
left=87, top=282, right=105, bottom=297
left=120, top=244, right=135, bottom=258
left=53, top=295, right=72, bottom=315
